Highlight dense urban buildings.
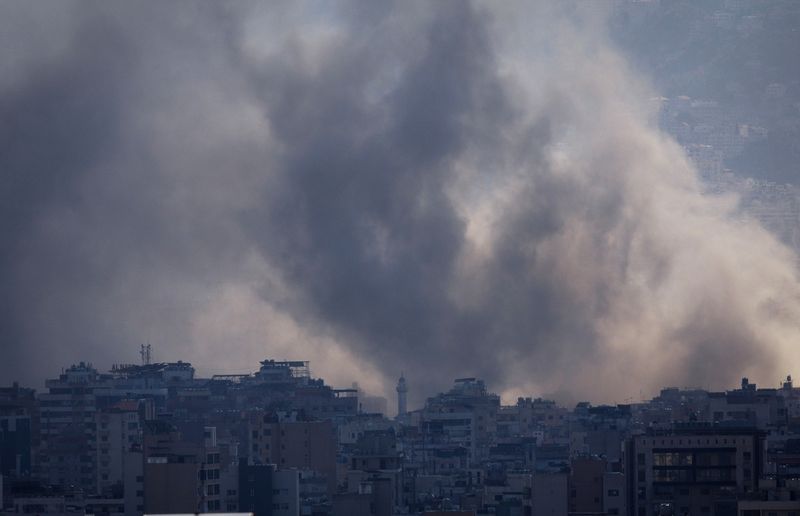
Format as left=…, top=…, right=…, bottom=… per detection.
left=4, top=353, right=800, bottom=516
left=3, top=1, right=800, bottom=516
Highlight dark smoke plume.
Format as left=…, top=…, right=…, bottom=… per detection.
left=2, top=1, right=799, bottom=406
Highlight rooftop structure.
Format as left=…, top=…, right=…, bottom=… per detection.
left=252, top=360, right=310, bottom=385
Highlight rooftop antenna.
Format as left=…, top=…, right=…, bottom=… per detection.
left=140, top=342, right=152, bottom=365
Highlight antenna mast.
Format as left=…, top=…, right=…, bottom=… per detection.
left=140, top=343, right=152, bottom=365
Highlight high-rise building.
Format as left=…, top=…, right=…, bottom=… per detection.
left=143, top=423, right=222, bottom=513
left=568, top=456, right=606, bottom=515
left=95, top=400, right=142, bottom=496
left=238, top=460, right=299, bottom=516
left=246, top=413, right=337, bottom=496
left=38, top=362, right=100, bottom=492
left=0, top=383, right=39, bottom=477
left=0, top=414, right=31, bottom=479
left=625, top=424, right=764, bottom=516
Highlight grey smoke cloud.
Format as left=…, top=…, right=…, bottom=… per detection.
left=1, top=1, right=799, bottom=407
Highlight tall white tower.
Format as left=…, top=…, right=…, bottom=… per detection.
left=396, top=373, right=408, bottom=418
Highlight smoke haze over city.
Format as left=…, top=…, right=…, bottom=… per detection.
left=3, top=1, right=800, bottom=408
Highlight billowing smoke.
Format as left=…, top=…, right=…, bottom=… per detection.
left=1, top=1, right=799, bottom=406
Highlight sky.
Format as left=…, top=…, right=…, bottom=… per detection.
left=2, top=1, right=800, bottom=408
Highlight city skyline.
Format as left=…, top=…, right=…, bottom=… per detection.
left=13, top=351, right=800, bottom=412
left=3, top=0, right=800, bottom=451
left=6, top=348, right=800, bottom=515
left=5, top=2, right=800, bottom=515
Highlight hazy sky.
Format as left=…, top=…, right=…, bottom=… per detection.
left=2, top=1, right=799, bottom=407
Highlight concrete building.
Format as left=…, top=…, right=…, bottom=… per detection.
left=350, top=429, right=402, bottom=472
left=142, top=424, right=222, bottom=513
left=35, top=362, right=160, bottom=493
left=568, top=456, right=605, bottom=515
left=0, top=384, right=39, bottom=477
left=246, top=414, right=337, bottom=496
left=238, top=461, right=299, bottom=516
left=0, top=414, right=32, bottom=478
left=418, top=378, right=501, bottom=465
left=272, top=469, right=299, bottom=516
left=706, top=379, right=788, bottom=429
left=603, top=472, right=626, bottom=516
left=143, top=458, right=200, bottom=514
left=38, top=362, right=101, bottom=492
left=333, top=474, right=396, bottom=516
left=122, top=446, right=143, bottom=516
left=625, top=424, right=764, bottom=516
left=95, top=401, right=141, bottom=496
left=241, top=360, right=358, bottom=422
left=532, top=472, right=568, bottom=516
left=337, top=414, right=394, bottom=446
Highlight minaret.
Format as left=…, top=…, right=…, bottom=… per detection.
left=396, top=373, right=408, bottom=418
